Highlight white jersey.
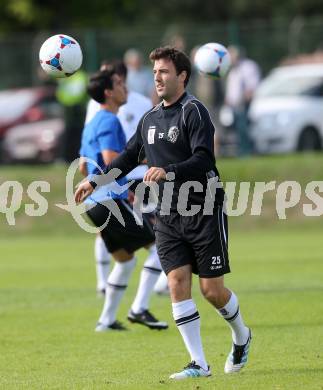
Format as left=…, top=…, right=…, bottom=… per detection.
left=85, top=91, right=152, bottom=180
left=225, top=59, right=261, bottom=108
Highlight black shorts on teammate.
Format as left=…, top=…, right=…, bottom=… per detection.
left=86, top=199, right=155, bottom=253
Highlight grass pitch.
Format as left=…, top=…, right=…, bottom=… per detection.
left=0, top=226, right=322, bottom=389
left=1, top=154, right=322, bottom=388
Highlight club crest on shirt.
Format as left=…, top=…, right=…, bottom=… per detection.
left=167, top=126, right=179, bottom=143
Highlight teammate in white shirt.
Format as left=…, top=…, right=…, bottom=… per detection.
left=84, top=60, right=168, bottom=298
left=225, top=46, right=261, bottom=156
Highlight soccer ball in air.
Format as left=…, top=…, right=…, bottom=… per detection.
left=39, top=34, right=83, bottom=78
left=194, top=42, right=231, bottom=79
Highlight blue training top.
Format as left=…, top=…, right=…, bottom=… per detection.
left=80, top=109, right=128, bottom=204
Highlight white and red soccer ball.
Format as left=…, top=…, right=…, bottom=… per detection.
left=39, top=34, right=83, bottom=78
left=194, top=42, right=231, bottom=79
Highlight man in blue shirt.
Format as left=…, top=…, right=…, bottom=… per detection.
left=79, top=69, right=167, bottom=331
left=80, top=103, right=129, bottom=203
left=84, top=60, right=168, bottom=298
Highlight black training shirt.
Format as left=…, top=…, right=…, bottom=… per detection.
left=94, top=93, right=225, bottom=212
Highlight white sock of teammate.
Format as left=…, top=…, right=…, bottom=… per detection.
left=98, top=257, right=136, bottom=326
left=172, top=299, right=208, bottom=371
left=131, top=245, right=162, bottom=314
left=95, top=235, right=111, bottom=291
left=216, top=290, right=249, bottom=345
left=153, top=271, right=169, bottom=294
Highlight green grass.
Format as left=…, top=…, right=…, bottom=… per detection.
left=1, top=153, right=323, bottom=238
left=217, top=152, right=323, bottom=184
left=0, top=227, right=322, bottom=389
left=1, top=154, right=322, bottom=388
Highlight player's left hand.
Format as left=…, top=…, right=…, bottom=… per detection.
left=74, top=180, right=94, bottom=203
left=144, top=167, right=166, bottom=183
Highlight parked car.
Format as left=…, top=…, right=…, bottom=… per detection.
left=0, top=87, right=64, bottom=163
left=249, top=63, right=323, bottom=154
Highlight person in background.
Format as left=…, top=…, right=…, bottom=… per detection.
left=123, top=48, right=158, bottom=104
left=225, top=45, right=261, bottom=156
left=56, top=70, right=88, bottom=162
left=80, top=69, right=168, bottom=331
left=189, top=46, right=224, bottom=156
left=85, top=60, right=169, bottom=297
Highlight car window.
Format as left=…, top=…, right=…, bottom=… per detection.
left=256, top=73, right=323, bottom=98
left=0, top=90, right=36, bottom=122
left=302, top=82, right=323, bottom=97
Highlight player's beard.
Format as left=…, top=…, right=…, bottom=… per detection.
left=158, top=84, right=179, bottom=103
left=157, top=85, right=171, bottom=100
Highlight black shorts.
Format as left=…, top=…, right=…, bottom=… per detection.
left=129, top=179, right=151, bottom=205
left=154, top=205, right=230, bottom=278
left=86, top=199, right=155, bottom=254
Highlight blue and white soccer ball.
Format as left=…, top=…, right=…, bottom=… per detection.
left=194, top=42, right=231, bottom=79
left=39, top=34, right=83, bottom=78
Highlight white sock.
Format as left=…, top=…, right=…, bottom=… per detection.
left=172, top=299, right=208, bottom=371
left=131, top=245, right=162, bottom=313
left=95, top=235, right=111, bottom=290
left=216, top=291, right=249, bottom=345
left=98, top=257, right=136, bottom=326
left=153, top=271, right=169, bottom=294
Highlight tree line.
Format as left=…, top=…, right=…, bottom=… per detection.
left=1, top=0, right=323, bottom=33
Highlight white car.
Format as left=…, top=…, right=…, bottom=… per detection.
left=249, top=63, right=323, bottom=154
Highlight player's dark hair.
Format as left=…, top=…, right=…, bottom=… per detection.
left=87, top=69, right=115, bottom=104
left=100, top=59, right=128, bottom=78
left=149, top=46, right=191, bottom=87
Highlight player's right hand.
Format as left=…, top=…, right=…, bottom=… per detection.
left=74, top=180, right=94, bottom=204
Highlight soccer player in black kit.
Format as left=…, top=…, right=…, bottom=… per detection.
left=75, top=47, right=251, bottom=380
